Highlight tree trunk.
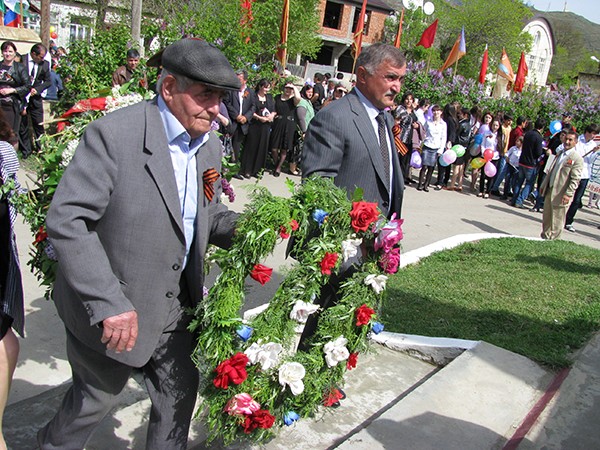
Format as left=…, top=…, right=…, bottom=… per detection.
left=131, top=0, right=143, bottom=55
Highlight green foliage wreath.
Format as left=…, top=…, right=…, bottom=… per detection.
left=191, top=177, right=403, bottom=445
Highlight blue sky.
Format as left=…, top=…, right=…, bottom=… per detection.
left=526, top=0, right=600, bottom=25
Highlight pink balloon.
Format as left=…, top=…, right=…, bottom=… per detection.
left=483, top=148, right=494, bottom=162
left=443, top=150, right=457, bottom=165
left=484, top=161, right=497, bottom=178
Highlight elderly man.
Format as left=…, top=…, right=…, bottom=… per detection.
left=298, top=43, right=406, bottom=349
left=38, top=39, right=239, bottom=449
left=540, top=130, right=583, bottom=240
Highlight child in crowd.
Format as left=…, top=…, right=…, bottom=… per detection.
left=502, top=135, right=523, bottom=200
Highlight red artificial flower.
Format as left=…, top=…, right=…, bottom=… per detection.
left=250, top=264, right=273, bottom=285
left=33, top=226, right=48, bottom=245
left=279, top=225, right=290, bottom=239
left=346, top=353, right=358, bottom=370
left=290, top=219, right=299, bottom=231
left=356, top=304, right=375, bottom=326
left=349, top=201, right=380, bottom=233
left=242, top=409, right=276, bottom=434
left=213, top=352, right=249, bottom=389
left=320, top=252, right=339, bottom=275
left=323, top=388, right=344, bottom=407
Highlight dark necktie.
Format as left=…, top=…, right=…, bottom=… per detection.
left=30, top=65, right=35, bottom=81
left=203, top=168, right=220, bottom=202
left=376, top=113, right=390, bottom=187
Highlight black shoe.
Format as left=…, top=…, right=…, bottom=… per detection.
left=491, top=190, right=501, bottom=196
left=243, top=173, right=251, bottom=179
left=272, top=171, right=280, bottom=177
left=416, top=186, right=423, bottom=191
left=434, top=185, right=443, bottom=191
left=233, top=174, right=244, bottom=180
left=423, top=186, right=430, bottom=192
left=500, top=195, right=508, bottom=200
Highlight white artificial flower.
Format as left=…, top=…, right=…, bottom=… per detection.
left=61, top=139, right=79, bottom=168
left=289, top=300, right=319, bottom=324
left=244, top=342, right=283, bottom=371
left=364, top=274, right=388, bottom=294
left=278, top=362, right=306, bottom=395
left=341, top=235, right=363, bottom=262
left=323, top=336, right=350, bottom=368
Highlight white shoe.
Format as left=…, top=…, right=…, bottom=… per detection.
left=565, top=224, right=575, bottom=232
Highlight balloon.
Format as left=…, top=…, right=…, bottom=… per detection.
left=483, top=148, right=494, bottom=161
left=470, top=157, right=485, bottom=169
left=474, top=134, right=483, bottom=146
left=438, top=154, right=450, bottom=167
left=424, top=106, right=433, bottom=122
left=443, top=150, right=457, bottom=165
left=50, top=32, right=58, bottom=39
left=451, top=144, right=465, bottom=157
left=484, top=161, right=497, bottom=178
left=423, top=1, right=435, bottom=15
left=549, top=120, right=562, bottom=136
left=49, top=26, right=55, bottom=33
left=410, top=151, right=422, bottom=169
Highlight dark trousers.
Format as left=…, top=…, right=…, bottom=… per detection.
left=38, top=297, right=199, bottom=450
left=565, top=178, right=589, bottom=226
left=231, top=127, right=247, bottom=163
left=19, top=98, right=45, bottom=157
left=435, top=162, right=451, bottom=186
left=398, top=149, right=412, bottom=183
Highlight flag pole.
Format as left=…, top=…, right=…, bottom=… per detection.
left=426, top=51, right=431, bottom=73
left=20, top=0, right=24, bottom=27
left=454, top=59, right=459, bottom=76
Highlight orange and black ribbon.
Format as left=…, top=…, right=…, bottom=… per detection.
left=203, top=168, right=220, bottom=202
left=392, top=124, right=408, bottom=156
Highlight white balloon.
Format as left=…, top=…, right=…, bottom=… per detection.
left=423, top=1, right=435, bottom=15
left=402, top=0, right=417, bottom=10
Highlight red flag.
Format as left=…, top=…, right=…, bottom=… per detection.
left=393, top=8, right=404, bottom=49
left=275, top=0, right=290, bottom=67
left=478, top=45, right=488, bottom=84
left=416, top=19, right=438, bottom=49
left=440, top=27, right=466, bottom=72
left=513, top=51, right=528, bottom=92
left=240, top=0, right=254, bottom=44
left=351, top=0, right=368, bottom=59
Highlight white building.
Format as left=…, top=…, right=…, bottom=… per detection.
left=522, top=16, right=555, bottom=88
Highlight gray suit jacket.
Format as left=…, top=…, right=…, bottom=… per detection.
left=46, top=99, right=237, bottom=367
left=301, top=90, right=404, bottom=218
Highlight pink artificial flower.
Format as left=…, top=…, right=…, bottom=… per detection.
left=224, top=393, right=261, bottom=416
left=374, top=215, right=404, bottom=253
left=379, top=247, right=401, bottom=274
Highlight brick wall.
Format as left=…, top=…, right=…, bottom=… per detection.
left=317, top=1, right=387, bottom=44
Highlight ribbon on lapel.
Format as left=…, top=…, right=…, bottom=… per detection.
left=203, top=168, right=220, bottom=202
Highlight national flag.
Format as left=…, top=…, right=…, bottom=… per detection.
left=513, top=51, right=528, bottom=92
left=440, top=26, right=466, bottom=72
left=496, top=48, right=515, bottom=84
left=416, top=19, right=438, bottom=49
left=351, top=0, right=368, bottom=59
left=393, top=8, right=404, bottom=49
left=275, top=0, right=290, bottom=67
left=3, top=8, right=19, bottom=27
left=478, top=45, right=489, bottom=84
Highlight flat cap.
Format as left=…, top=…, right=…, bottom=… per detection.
left=156, top=38, right=241, bottom=91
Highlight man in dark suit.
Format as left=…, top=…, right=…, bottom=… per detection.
left=19, top=43, right=51, bottom=158
left=302, top=42, right=406, bottom=219
left=224, top=69, right=255, bottom=167
left=298, top=43, right=406, bottom=348
left=38, top=39, right=240, bottom=449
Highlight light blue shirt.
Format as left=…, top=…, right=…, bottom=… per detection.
left=157, top=96, right=209, bottom=266
left=354, top=87, right=393, bottom=204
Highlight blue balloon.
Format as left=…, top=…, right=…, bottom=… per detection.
left=549, top=120, right=562, bottom=136
left=438, top=154, right=450, bottom=167
left=474, top=134, right=483, bottom=146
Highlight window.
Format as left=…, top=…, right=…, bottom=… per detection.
left=351, top=10, right=371, bottom=35
left=70, top=17, right=92, bottom=43
left=323, top=1, right=343, bottom=30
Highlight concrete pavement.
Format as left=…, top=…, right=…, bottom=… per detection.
left=5, top=167, right=600, bottom=449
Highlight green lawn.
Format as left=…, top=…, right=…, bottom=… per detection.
left=383, top=238, right=600, bottom=368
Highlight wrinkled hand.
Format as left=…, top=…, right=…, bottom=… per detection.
left=561, top=195, right=571, bottom=206
left=101, top=310, right=138, bottom=353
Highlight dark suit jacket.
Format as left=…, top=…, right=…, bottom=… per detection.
left=224, top=87, right=256, bottom=135
left=22, top=54, right=51, bottom=106
left=301, top=89, right=404, bottom=219
left=46, top=99, right=238, bottom=367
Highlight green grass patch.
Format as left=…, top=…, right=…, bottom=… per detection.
left=383, top=238, right=600, bottom=368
